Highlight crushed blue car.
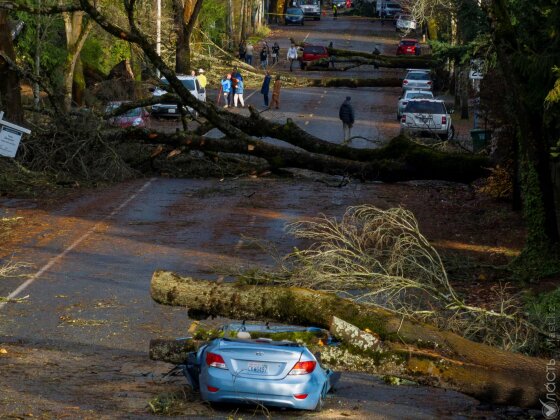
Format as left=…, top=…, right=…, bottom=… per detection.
left=179, top=322, right=340, bottom=411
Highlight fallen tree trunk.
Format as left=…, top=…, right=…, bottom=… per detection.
left=149, top=338, right=199, bottom=364
left=150, top=270, right=547, bottom=408
left=307, top=77, right=402, bottom=87
left=115, top=129, right=488, bottom=183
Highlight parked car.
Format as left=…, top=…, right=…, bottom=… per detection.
left=402, top=69, right=432, bottom=91
left=397, top=90, right=434, bottom=119
left=300, top=45, right=329, bottom=68
left=378, top=2, right=402, bottom=18
left=400, top=98, right=454, bottom=140
left=191, top=336, right=337, bottom=411
left=396, top=38, right=421, bottom=56
left=285, top=7, right=305, bottom=25
left=151, top=74, right=206, bottom=119
left=296, top=0, right=321, bottom=20
left=396, top=14, right=417, bottom=32
left=106, top=101, right=150, bottom=128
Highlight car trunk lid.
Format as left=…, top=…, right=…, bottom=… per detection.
left=218, top=339, right=304, bottom=380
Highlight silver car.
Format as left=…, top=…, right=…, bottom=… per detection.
left=397, top=90, right=434, bottom=119
left=402, top=69, right=432, bottom=91
left=400, top=98, right=454, bottom=140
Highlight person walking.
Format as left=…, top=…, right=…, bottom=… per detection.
left=245, top=42, right=254, bottom=65
left=333, top=3, right=338, bottom=19
left=221, top=73, right=232, bottom=108
left=287, top=43, right=298, bottom=72
left=234, top=77, right=245, bottom=107
left=270, top=75, right=282, bottom=109
left=259, top=45, right=268, bottom=69
left=197, top=68, right=207, bottom=90
left=260, top=71, right=272, bottom=108
left=271, top=42, right=280, bottom=65
left=339, top=96, right=355, bottom=143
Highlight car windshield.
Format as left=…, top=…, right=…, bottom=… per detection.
left=400, top=15, right=413, bottom=20
left=406, top=92, right=433, bottom=99
left=406, top=72, right=430, bottom=80
left=304, top=46, right=326, bottom=54
left=405, top=101, right=446, bottom=114
left=161, top=78, right=196, bottom=91
left=400, top=40, right=417, bottom=46
left=287, top=7, right=303, bottom=14
left=299, top=0, right=319, bottom=5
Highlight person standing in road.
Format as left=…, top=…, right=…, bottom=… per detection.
left=270, top=75, right=282, bottom=109
left=197, top=69, right=207, bottom=91
left=221, top=73, right=232, bottom=108
left=339, top=96, right=355, bottom=143
left=287, top=43, right=298, bottom=72
left=260, top=71, right=272, bottom=107
left=234, top=77, right=245, bottom=107
left=245, top=42, right=254, bottom=65
left=272, top=42, right=280, bottom=65
left=333, top=3, right=338, bottom=19
left=260, top=45, right=268, bottom=69
left=239, top=41, right=246, bottom=61
left=230, top=71, right=239, bottom=107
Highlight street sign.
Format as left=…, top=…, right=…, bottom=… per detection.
left=0, top=111, right=31, bottom=158
left=469, top=59, right=484, bottom=80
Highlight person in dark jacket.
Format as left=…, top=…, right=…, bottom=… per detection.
left=339, top=96, right=355, bottom=143
left=260, top=71, right=272, bottom=107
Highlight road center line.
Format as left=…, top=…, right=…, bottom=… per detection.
left=0, top=177, right=156, bottom=310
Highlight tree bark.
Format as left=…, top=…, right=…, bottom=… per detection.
left=115, top=127, right=489, bottom=183
left=150, top=270, right=547, bottom=407
left=0, top=10, right=24, bottom=124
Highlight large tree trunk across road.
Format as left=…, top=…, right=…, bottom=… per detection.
left=150, top=270, right=547, bottom=408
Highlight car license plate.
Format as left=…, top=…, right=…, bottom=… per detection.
left=248, top=362, right=268, bottom=374
left=168, top=108, right=176, bottom=114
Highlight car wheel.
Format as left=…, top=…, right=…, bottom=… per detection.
left=447, top=125, right=455, bottom=140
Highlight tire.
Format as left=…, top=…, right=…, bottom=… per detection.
left=447, top=125, right=455, bottom=140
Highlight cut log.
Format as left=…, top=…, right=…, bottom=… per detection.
left=150, top=270, right=548, bottom=408
left=330, top=316, right=383, bottom=353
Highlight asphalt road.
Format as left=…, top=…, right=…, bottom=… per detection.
left=0, top=14, right=496, bottom=420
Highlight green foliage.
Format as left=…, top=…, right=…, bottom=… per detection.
left=198, top=0, right=227, bottom=45
left=525, top=288, right=560, bottom=353
left=15, top=11, right=66, bottom=87
left=81, top=33, right=131, bottom=76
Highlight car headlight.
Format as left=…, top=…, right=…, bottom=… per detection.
left=132, top=117, right=143, bottom=126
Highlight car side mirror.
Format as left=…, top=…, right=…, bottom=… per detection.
left=149, top=87, right=155, bottom=92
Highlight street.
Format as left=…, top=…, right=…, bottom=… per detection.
left=0, top=14, right=498, bottom=420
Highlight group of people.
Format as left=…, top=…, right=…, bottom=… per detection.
left=190, top=68, right=207, bottom=90
left=239, top=41, right=282, bottom=69
left=220, top=68, right=245, bottom=108
left=260, top=71, right=282, bottom=109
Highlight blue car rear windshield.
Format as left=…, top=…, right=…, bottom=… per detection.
left=287, top=7, right=303, bottom=14
left=406, top=101, right=446, bottom=114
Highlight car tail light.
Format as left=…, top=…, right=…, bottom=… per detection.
left=206, top=352, right=227, bottom=369
left=427, top=81, right=432, bottom=85
left=401, top=115, right=406, bottom=123
left=207, top=386, right=219, bottom=392
left=294, top=394, right=308, bottom=399
left=289, top=360, right=316, bottom=375
left=403, top=80, right=408, bottom=85
left=442, top=116, right=447, bottom=124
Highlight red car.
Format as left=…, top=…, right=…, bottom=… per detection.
left=396, top=38, right=421, bottom=56
left=106, top=101, right=150, bottom=128
left=301, top=45, right=330, bottom=68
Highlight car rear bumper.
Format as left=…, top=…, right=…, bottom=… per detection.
left=401, top=125, right=448, bottom=136
left=200, top=369, right=325, bottom=410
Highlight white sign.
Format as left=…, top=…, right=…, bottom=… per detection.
left=0, top=111, right=31, bottom=158
left=469, top=59, right=484, bottom=80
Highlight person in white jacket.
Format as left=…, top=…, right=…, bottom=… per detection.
left=287, top=44, right=298, bottom=72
